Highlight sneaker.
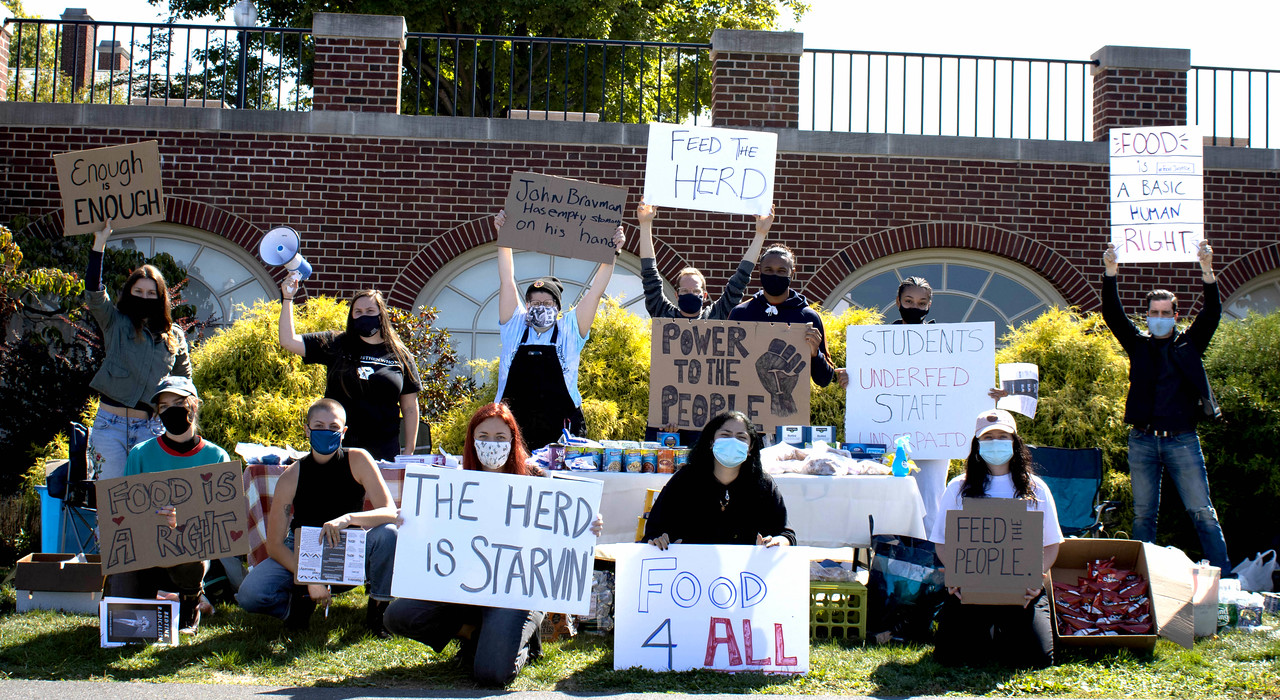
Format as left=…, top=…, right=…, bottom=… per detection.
left=284, top=586, right=316, bottom=631
left=365, top=599, right=391, bottom=639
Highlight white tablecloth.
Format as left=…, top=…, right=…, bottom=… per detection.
left=570, top=471, right=926, bottom=547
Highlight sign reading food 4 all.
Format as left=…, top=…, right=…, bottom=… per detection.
left=612, top=544, right=809, bottom=673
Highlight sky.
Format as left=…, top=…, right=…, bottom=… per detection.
left=9, top=0, right=1278, bottom=70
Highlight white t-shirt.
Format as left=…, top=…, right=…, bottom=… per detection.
left=928, top=472, right=1065, bottom=548
left=496, top=300, right=589, bottom=407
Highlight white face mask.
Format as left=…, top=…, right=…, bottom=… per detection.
left=474, top=440, right=512, bottom=470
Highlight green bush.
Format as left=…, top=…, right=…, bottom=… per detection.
left=994, top=306, right=1134, bottom=534
left=1195, top=310, right=1280, bottom=563
left=578, top=298, right=653, bottom=441
left=810, top=306, right=885, bottom=439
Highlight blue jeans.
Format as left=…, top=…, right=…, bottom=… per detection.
left=384, top=598, right=543, bottom=686
left=1128, top=429, right=1231, bottom=571
left=235, top=523, right=398, bottom=619
left=90, top=410, right=163, bottom=481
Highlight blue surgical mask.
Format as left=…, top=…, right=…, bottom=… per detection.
left=1147, top=316, right=1176, bottom=337
left=978, top=439, right=1014, bottom=466
left=712, top=437, right=749, bottom=468
left=309, top=428, right=343, bottom=455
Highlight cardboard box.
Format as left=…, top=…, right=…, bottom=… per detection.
left=776, top=426, right=804, bottom=446
left=806, top=426, right=836, bottom=444
left=1049, top=539, right=1193, bottom=650
left=15, top=553, right=105, bottom=614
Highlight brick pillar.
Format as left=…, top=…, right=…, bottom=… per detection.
left=0, top=26, right=11, bottom=101
left=1091, top=45, right=1189, bottom=142
left=59, top=8, right=97, bottom=93
left=709, top=29, right=802, bottom=129
left=96, top=40, right=130, bottom=71
left=311, top=13, right=406, bottom=113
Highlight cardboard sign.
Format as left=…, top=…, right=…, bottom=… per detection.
left=613, top=543, right=809, bottom=673
left=844, top=322, right=996, bottom=460
left=648, top=319, right=811, bottom=436
left=294, top=526, right=367, bottom=586
left=943, top=498, right=1044, bottom=605
left=391, top=467, right=603, bottom=615
left=643, top=123, right=777, bottom=216
left=53, top=141, right=165, bottom=236
left=499, top=172, right=628, bottom=264
left=997, top=362, right=1039, bottom=418
left=1109, top=126, right=1204, bottom=263
left=95, top=461, right=248, bottom=576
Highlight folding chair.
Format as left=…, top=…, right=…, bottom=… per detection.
left=1029, top=445, right=1120, bottom=538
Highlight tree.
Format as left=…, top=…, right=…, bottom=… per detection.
left=3, top=0, right=130, bottom=104
left=158, top=0, right=809, bottom=120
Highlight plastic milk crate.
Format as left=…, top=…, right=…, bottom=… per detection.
left=809, top=581, right=867, bottom=642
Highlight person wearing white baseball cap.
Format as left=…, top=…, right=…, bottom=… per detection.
left=928, top=408, right=1064, bottom=669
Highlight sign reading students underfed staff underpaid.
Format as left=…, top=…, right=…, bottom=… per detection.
left=844, top=322, right=995, bottom=460
left=648, top=319, right=810, bottom=435
left=1109, top=126, right=1204, bottom=264
left=53, top=141, right=166, bottom=236
left=499, top=172, right=628, bottom=264
left=95, top=461, right=248, bottom=576
left=391, top=466, right=603, bottom=615
left=643, top=123, right=777, bottom=216
left=943, top=498, right=1044, bottom=606
left=613, top=543, right=809, bottom=673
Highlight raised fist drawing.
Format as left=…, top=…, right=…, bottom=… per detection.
left=756, top=338, right=806, bottom=417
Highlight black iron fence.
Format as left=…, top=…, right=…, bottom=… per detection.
left=1191, top=66, right=1279, bottom=149
left=801, top=48, right=1097, bottom=141
left=3, top=18, right=312, bottom=109
left=400, top=33, right=711, bottom=123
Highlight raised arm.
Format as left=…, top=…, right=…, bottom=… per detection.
left=1100, top=243, right=1141, bottom=350
left=495, top=211, right=519, bottom=325
left=710, top=207, right=775, bottom=319
left=743, top=205, right=773, bottom=265
left=1185, top=240, right=1220, bottom=353
left=575, top=227, right=627, bottom=334
left=637, top=202, right=680, bottom=318
left=278, top=277, right=305, bottom=356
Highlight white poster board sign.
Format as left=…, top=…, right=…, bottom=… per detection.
left=1109, top=126, right=1204, bottom=263
left=844, top=322, right=996, bottom=460
left=643, top=123, right=776, bottom=216
left=996, top=362, right=1039, bottom=418
left=613, top=543, right=809, bottom=674
left=295, top=526, right=367, bottom=586
left=391, top=467, right=603, bottom=615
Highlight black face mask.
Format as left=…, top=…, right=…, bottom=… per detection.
left=898, top=306, right=930, bottom=324
left=119, top=294, right=165, bottom=325
left=760, top=273, right=790, bottom=297
left=677, top=293, right=704, bottom=315
left=351, top=314, right=382, bottom=338
left=159, top=405, right=193, bottom=435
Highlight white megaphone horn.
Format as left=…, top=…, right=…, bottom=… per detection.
left=258, top=226, right=313, bottom=281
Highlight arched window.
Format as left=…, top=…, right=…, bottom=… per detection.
left=106, top=223, right=275, bottom=331
left=413, top=244, right=649, bottom=372
left=825, top=250, right=1067, bottom=340
left=1224, top=269, right=1280, bottom=319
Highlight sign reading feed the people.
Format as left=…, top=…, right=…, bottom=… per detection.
left=1109, top=126, right=1204, bottom=264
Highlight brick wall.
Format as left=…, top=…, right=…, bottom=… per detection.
left=58, top=10, right=96, bottom=94
left=1092, top=46, right=1189, bottom=142
left=312, top=13, right=406, bottom=113
left=710, top=29, right=801, bottom=129
left=4, top=120, right=1275, bottom=315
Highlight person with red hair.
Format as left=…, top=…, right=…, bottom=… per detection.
left=383, top=401, right=601, bottom=686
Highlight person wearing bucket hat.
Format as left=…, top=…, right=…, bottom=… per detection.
left=490, top=210, right=626, bottom=450
left=105, top=375, right=230, bottom=636
left=928, top=408, right=1064, bottom=669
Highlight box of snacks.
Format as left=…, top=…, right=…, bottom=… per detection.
left=1049, top=539, right=1194, bottom=650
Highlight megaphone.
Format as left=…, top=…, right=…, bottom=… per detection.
left=258, top=226, right=313, bottom=281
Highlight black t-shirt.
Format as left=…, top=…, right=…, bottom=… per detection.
left=302, top=331, right=421, bottom=456
left=642, top=462, right=796, bottom=545
left=1150, top=336, right=1196, bottom=431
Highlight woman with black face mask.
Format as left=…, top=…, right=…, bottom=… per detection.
left=105, top=375, right=230, bottom=635
left=85, top=221, right=192, bottom=482
left=279, top=284, right=421, bottom=460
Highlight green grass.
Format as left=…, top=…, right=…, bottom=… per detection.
left=0, top=591, right=1277, bottom=697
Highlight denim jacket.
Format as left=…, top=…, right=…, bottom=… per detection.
left=86, top=289, right=191, bottom=409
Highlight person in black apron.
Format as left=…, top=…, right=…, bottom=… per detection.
left=491, top=210, right=626, bottom=451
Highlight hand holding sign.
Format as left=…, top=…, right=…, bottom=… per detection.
left=755, top=338, right=806, bottom=417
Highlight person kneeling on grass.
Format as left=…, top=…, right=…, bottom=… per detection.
left=384, top=401, right=603, bottom=686
left=930, top=409, right=1064, bottom=669
left=235, top=398, right=398, bottom=636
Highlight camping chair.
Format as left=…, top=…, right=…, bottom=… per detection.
left=1029, top=445, right=1120, bottom=538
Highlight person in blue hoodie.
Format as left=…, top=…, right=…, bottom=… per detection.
left=728, top=243, right=839, bottom=389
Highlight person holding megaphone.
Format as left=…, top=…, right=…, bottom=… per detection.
left=278, top=274, right=422, bottom=461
